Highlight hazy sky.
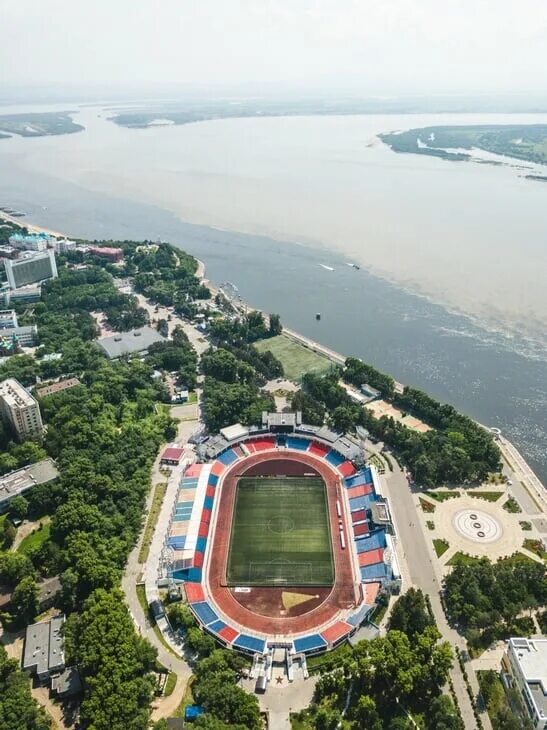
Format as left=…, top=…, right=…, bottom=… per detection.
left=2, top=0, right=547, bottom=95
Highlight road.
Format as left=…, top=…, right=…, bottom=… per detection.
left=382, top=465, right=491, bottom=730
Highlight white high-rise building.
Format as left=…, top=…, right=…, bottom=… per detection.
left=0, top=378, right=44, bottom=441
left=504, top=638, right=547, bottom=729
left=4, top=249, right=58, bottom=289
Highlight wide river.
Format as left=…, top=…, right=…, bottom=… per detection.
left=0, top=104, right=546, bottom=481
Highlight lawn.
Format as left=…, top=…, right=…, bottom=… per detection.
left=503, top=497, right=521, bottom=513
left=139, top=482, right=167, bottom=563
left=467, top=491, right=503, bottom=502
left=255, top=334, right=332, bottom=381
left=227, top=476, right=333, bottom=586
left=419, top=498, right=435, bottom=513
left=425, top=490, right=461, bottom=502
left=446, top=552, right=483, bottom=567
left=523, top=539, right=547, bottom=562
left=433, top=539, right=449, bottom=558
left=17, top=522, right=51, bottom=555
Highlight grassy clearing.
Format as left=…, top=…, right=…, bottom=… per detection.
left=17, top=522, right=51, bottom=555
left=164, top=671, right=177, bottom=696
left=425, top=490, right=461, bottom=502
left=468, top=491, right=504, bottom=502
left=228, top=477, right=333, bottom=586
left=174, top=676, right=195, bottom=717
left=139, top=482, right=167, bottom=563
left=419, top=497, right=436, bottom=513
left=255, top=334, right=332, bottom=381
left=503, top=497, right=521, bottom=513
left=433, top=539, right=449, bottom=557
left=523, top=539, right=547, bottom=561
left=447, top=552, right=483, bottom=567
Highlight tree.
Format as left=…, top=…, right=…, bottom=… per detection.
left=0, top=645, right=50, bottom=730
left=8, top=496, right=29, bottom=521
left=427, top=695, right=464, bottom=730
left=156, top=318, right=169, bottom=338
left=201, top=348, right=239, bottom=383
left=268, top=313, right=282, bottom=337
left=350, top=695, right=382, bottom=730
left=167, top=602, right=197, bottom=632
left=0, top=552, right=35, bottom=587
left=64, top=588, right=157, bottom=730
left=389, top=588, right=434, bottom=638
left=11, top=576, right=39, bottom=624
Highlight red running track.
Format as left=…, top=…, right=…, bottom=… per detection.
left=206, top=450, right=359, bottom=636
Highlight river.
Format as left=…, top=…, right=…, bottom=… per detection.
left=0, top=104, right=545, bottom=481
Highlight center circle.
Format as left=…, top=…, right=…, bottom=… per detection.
left=268, top=515, right=295, bottom=534
left=453, top=509, right=502, bottom=543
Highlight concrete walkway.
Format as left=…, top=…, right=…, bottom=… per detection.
left=382, top=465, right=492, bottom=730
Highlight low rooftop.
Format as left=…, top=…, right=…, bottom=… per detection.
left=0, top=459, right=59, bottom=506
left=97, top=326, right=166, bottom=359
left=35, top=378, right=81, bottom=399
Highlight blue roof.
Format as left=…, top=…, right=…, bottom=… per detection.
left=233, top=634, right=266, bottom=653
left=325, top=450, right=345, bottom=466
left=293, top=634, right=327, bottom=653
left=218, top=449, right=238, bottom=466
left=286, top=437, right=310, bottom=450
left=208, top=474, right=219, bottom=487
left=191, top=601, right=218, bottom=626
left=355, top=531, right=386, bottom=552
left=361, top=563, right=389, bottom=580
left=185, top=706, right=205, bottom=720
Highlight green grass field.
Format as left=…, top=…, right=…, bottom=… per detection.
left=255, top=334, right=332, bottom=381
left=227, top=477, right=333, bottom=586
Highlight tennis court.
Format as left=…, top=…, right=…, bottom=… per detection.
left=226, top=476, right=334, bottom=586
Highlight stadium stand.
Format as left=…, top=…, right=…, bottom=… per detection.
left=191, top=601, right=218, bottom=626
left=356, top=530, right=386, bottom=551
left=338, top=460, right=357, bottom=477
left=184, top=583, right=205, bottom=603
left=358, top=548, right=384, bottom=567
left=361, top=563, right=389, bottom=580
left=309, top=441, right=330, bottom=457
left=218, top=449, right=239, bottom=466
left=286, top=436, right=311, bottom=450
left=294, top=634, right=327, bottom=653
left=325, top=450, right=345, bottom=467
left=344, top=468, right=373, bottom=488
left=353, top=522, right=369, bottom=537
left=321, top=621, right=352, bottom=644
left=233, top=634, right=267, bottom=653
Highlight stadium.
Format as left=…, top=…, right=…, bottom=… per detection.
left=154, top=413, right=400, bottom=679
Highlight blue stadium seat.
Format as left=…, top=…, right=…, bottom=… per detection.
left=208, top=474, right=219, bottom=487
left=325, top=450, right=345, bottom=466
left=286, top=437, right=311, bottom=451
left=293, top=634, right=327, bottom=653
left=355, top=530, right=386, bottom=553
left=360, top=563, right=388, bottom=580
left=218, top=449, right=238, bottom=466
left=233, top=634, right=266, bottom=653
left=191, top=601, right=219, bottom=626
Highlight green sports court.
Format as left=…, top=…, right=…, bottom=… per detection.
left=226, top=476, right=334, bottom=586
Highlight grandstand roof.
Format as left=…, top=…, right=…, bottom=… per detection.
left=220, top=423, right=249, bottom=441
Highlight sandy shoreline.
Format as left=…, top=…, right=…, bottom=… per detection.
left=0, top=210, right=66, bottom=238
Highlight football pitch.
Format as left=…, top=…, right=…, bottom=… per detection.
left=226, top=477, right=334, bottom=586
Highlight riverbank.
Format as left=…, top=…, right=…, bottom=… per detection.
left=1, top=210, right=545, bottom=503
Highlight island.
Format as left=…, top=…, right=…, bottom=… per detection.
left=0, top=111, right=84, bottom=138
left=380, top=123, right=547, bottom=165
